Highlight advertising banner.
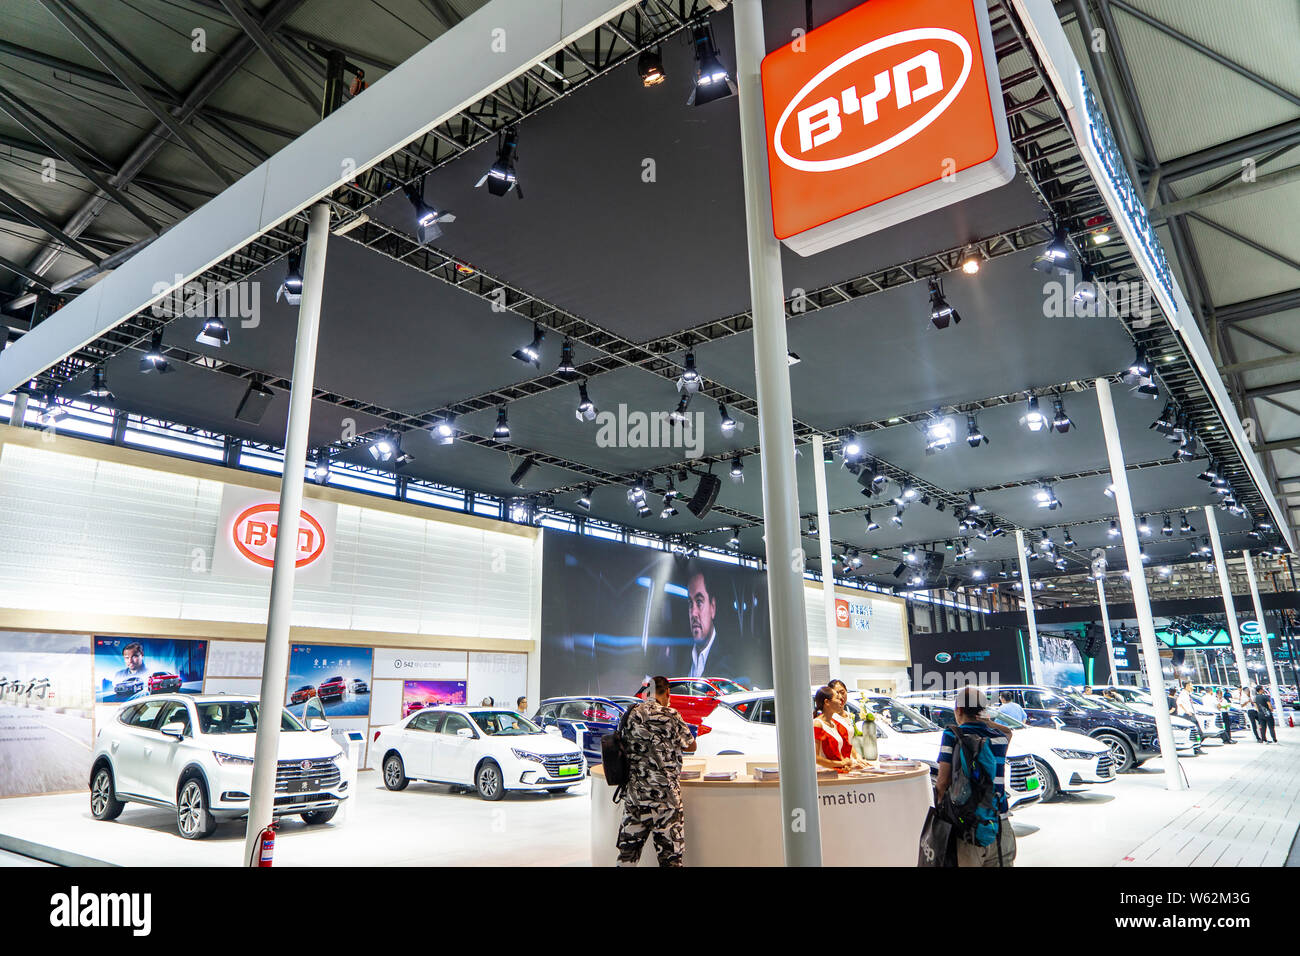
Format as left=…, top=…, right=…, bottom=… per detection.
left=401, top=680, right=468, bottom=719
left=541, top=533, right=772, bottom=698
left=908, top=629, right=1024, bottom=694
left=94, top=636, right=207, bottom=702
left=286, top=644, right=373, bottom=717
left=372, top=648, right=468, bottom=681
left=211, top=484, right=338, bottom=586
left=0, top=632, right=92, bottom=797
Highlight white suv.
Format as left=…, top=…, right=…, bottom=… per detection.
left=90, top=695, right=349, bottom=839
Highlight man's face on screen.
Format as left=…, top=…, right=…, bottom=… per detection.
left=688, top=574, right=715, bottom=646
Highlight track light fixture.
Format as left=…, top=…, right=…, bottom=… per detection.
left=1180, top=512, right=1194, bottom=534
left=960, top=245, right=980, bottom=274
left=512, top=323, right=545, bottom=368
left=670, top=391, right=692, bottom=423
left=1032, top=223, right=1074, bottom=275
left=865, top=510, right=879, bottom=532
left=277, top=252, right=303, bottom=304
left=1162, top=514, right=1173, bottom=536
left=677, top=351, right=702, bottom=392
left=555, top=339, right=578, bottom=378
left=966, top=414, right=988, bottom=447
left=730, top=455, right=744, bottom=480
left=196, top=316, right=229, bottom=348
left=1022, top=394, right=1046, bottom=432
left=1138, top=515, right=1151, bottom=536
left=403, top=178, right=455, bottom=244
left=311, top=448, right=330, bottom=483
left=1063, top=527, right=1076, bottom=547
left=493, top=406, right=510, bottom=442
left=687, top=23, right=735, bottom=106
left=891, top=507, right=904, bottom=527
left=927, top=277, right=961, bottom=329
left=718, top=402, right=739, bottom=434
left=727, top=527, right=740, bottom=548
left=432, top=413, right=456, bottom=446
left=477, top=126, right=521, bottom=197
left=966, top=490, right=983, bottom=513
left=1034, top=482, right=1062, bottom=510
left=924, top=415, right=955, bottom=451
left=1051, top=398, right=1074, bottom=433
left=575, top=381, right=598, bottom=422
left=139, top=329, right=170, bottom=374
left=1073, top=262, right=1097, bottom=304
left=1108, top=519, right=1119, bottom=537
left=842, top=432, right=863, bottom=460
left=638, top=47, right=666, bottom=87
left=806, top=516, right=818, bottom=537
left=41, top=391, right=66, bottom=425
left=576, top=485, right=595, bottom=511
left=787, top=350, right=801, bottom=366
left=83, top=367, right=114, bottom=403
left=1151, top=402, right=1178, bottom=436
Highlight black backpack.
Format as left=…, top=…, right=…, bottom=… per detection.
left=600, top=702, right=640, bottom=800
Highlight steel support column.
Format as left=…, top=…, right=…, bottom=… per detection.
left=1097, top=576, right=1118, bottom=683
left=1015, top=529, right=1044, bottom=684
left=812, top=436, right=839, bottom=676
left=1204, top=506, right=1250, bottom=689
left=1241, top=550, right=1283, bottom=719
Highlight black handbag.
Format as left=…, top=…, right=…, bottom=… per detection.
left=917, top=802, right=958, bottom=867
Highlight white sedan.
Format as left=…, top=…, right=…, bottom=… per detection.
left=904, top=696, right=1115, bottom=802
left=372, top=707, right=585, bottom=801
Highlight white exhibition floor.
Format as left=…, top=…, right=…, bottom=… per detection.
left=1, top=724, right=1296, bottom=867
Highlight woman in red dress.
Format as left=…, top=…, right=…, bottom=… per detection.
left=813, top=685, right=862, bottom=773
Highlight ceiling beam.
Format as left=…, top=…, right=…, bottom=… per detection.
left=1218, top=288, right=1300, bottom=324
left=1219, top=352, right=1300, bottom=376
left=1245, top=381, right=1300, bottom=402
left=1148, top=163, right=1300, bottom=222
left=0, top=186, right=103, bottom=265
left=216, top=0, right=320, bottom=109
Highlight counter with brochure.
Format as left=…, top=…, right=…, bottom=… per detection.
left=589, top=754, right=932, bottom=866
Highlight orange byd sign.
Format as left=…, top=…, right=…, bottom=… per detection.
left=762, top=0, right=1014, bottom=255
left=232, top=503, right=327, bottom=569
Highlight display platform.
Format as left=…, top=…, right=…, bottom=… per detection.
left=590, top=754, right=932, bottom=866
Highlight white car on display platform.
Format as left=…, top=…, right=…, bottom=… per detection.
left=696, top=691, right=1043, bottom=810
left=372, top=706, right=586, bottom=801
left=90, top=695, right=350, bottom=840
left=904, top=696, right=1115, bottom=802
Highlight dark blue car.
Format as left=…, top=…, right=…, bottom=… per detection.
left=533, top=695, right=699, bottom=765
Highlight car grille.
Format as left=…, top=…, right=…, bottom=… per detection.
left=1008, top=755, right=1035, bottom=792
left=275, top=757, right=340, bottom=794
left=540, top=753, right=583, bottom=778
left=1096, top=753, right=1115, bottom=779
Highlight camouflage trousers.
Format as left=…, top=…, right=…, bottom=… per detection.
left=616, top=802, right=685, bottom=867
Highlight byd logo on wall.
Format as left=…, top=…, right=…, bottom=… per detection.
left=232, top=503, right=327, bottom=569
left=761, top=0, right=1012, bottom=255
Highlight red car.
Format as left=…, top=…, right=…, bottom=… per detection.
left=147, top=671, right=182, bottom=693
left=290, top=684, right=317, bottom=705
left=317, top=675, right=347, bottom=702
left=402, top=700, right=428, bottom=718
left=634, top=678, right=727, bottom=727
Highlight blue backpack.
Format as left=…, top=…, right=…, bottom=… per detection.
left=945, top=725, right=1001, bottom=848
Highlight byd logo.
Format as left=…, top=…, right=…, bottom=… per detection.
left=774, top=29, right=972, bottom=172
left=835, top=599, right=851, bottom=627
left=232, top=504, right=326, bottom=569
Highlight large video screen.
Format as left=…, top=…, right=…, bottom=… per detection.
left=541, top=532, right=772, bottom=698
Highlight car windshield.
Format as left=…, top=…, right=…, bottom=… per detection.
left=196, top=701, right=304, bottom=734
left=862, top=698, right=940, bottom=733
left=988, top=708, right=1026, bottom=730
left=605, top=696, right=642, bottom=706
left=709, top=678, right=747, bottom=695
left=471, top=710, right=541, bottom=736
left=1068, top=692, right=1130, bottom=713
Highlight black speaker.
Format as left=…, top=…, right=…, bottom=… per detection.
left=686, top=473, right=722, bottom=518
left=235, top=382, right=274, bottom=424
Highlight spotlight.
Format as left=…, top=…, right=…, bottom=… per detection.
left=1138, top=515, right=1151, bottom=535
left=1073, top=262, right=1097, bottom=304
left=960, top=246, right=980, bottom=274
left=670, top=392, right=692, bottom=423
left=1151, top=402, right=1178, bottom=436
left=1127, top=346, right=1151, bottom=378
left=891, top=507, right=904, bottom=527
left=139, top=329, right=170, bottom=374
left=1051, top=398, right=1074, bottom=433
left=972, top=567, right=986, bottom=580
left=1140, top=546, right=1150, bottom=563
left=807, top=517, right=818, bottom=537
left=576, top=485, right=595, bottom=511
left=842, top=432, right=863, bottom=459
left=510, top=454, right=537, bottom=487
left=718, top=402, right=739, bottom=434
left=368, top=433, right=396, bottom=462
left=575, top=381, right=598, bottom=422
left=966, top=414, right=988, bottom=447
left=403, top=179, right=455, bottom=244
left=1162, top=514, right=1173, bottom=536
left=1022, top=394, right=1046, bottom=432
left=1063, top=527, right=1076, bottom=547
left=925, top=416, right=955, bottom=451
left=687, top=24, right=735, bottom=106
left=638, top=47, right=666, bottom=87
left=277, top=252, right=303, bottom=304
left=476, top=126, right=521, bottom=197
left=822, top=443, right=835, bottom=464
left=1032, top=223, right=1074, bottom=275
left=1104, top=483, right=1116, bottom=498
left=512, top=323, right=545, bottom=368
left=927, top=277, right=961, bottom=329
left=1039, top=530, right=1053, bottom=551
left=555, top=339, right=578, bottom=379
left=677, top=352, right=702, bottom=392
left=196, top=316, right=229, bottom=348
left=432, top=414, right=456, bottom=445
left=311, top=449, right=330, bottom=483
left=730, top=455, right=744, bottom=480
left=40, top=392, right=66, bottom=425
left=1108, top=519, right=1120, bottom=537
left=493, top=406, right=510, bottom=442
left=661, top=494, right=679, bottom=519
left=966, top=491, right=983, bottom=513
left=865, top=510, right=879, bottom=532
left=1197, top=460, right=1219, bottom=483
left=83, top=367, right=114, bottom=403
left=1180, top=512, right=1193, bottom=534
left=1034, top=482, right=1061, bottom=510
left=787, top=350, right=801, bottom=366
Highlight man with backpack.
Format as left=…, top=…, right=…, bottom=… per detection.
left=613, top=675, right=696, bottom=866
left=934, top=686, right=1015, bottom=867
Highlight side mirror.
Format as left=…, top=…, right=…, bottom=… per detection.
left=456, top=727, right=474, bottom=738
left=160, top=721, right=186, bottom=739
left=308, top=718, right=330, bottom=732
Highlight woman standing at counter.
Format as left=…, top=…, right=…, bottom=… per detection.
left=814, top=685, right=864, bottom=773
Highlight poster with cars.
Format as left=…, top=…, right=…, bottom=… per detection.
left=401, top=680, right=467, bottom=719
left=286, top=644, right=373, bottom=717
left=0, top=631, right=93, bottom=797
left=93, top=636, right=207, bottom=702
left=541, top=532, right=772, bottom=698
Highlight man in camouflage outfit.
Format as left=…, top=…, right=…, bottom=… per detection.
left=617, top=675, right=696, bottom=866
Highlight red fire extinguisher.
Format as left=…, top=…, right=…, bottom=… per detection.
left=252, top=821, right=278, bottom=867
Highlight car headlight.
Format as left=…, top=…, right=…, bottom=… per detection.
left=510, top=749, right=545, bottom=763
left=212, top=751, right=254, bottom=766
left=1051, top=748, right=1102, bottom=760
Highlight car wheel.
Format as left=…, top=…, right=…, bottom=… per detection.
left=382, top=753, right=409, bottom=791
left=476, top=760, right=505, bottom=801
left=1033, top=758, right=1060, bottom=802
left=1094, top=732, right=1136, bottom=773
left=176, top=777, right=217, bottom=840
left=90, top=766, right=124, bottom=821
left=301, top=806, right=338, bottom=825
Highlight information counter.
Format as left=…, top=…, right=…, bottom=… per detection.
left=590, top=754, right=932, bottom=866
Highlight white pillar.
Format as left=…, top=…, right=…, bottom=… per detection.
left=1204, top=506, right=1251, bottom=689
left=8, top=391, right=27, bottom=427
left=811, top=436, right=840, bottom=676
left=242, top=202, right=331, bottom=866
left=1095, top=378, right=1185, bottom=790
left=732, top=0, right=820, bottom=866
left=1014, top=529, right=1044, bottom=684
left=1242, top=550, right=1284, bottom=720
left=1096, top=576, right=1119, bottom=684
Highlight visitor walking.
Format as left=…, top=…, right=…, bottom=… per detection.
left=1215, top=689, right=1234, bottom=744
left=1240, top=685, right=1262, bottom=741
left=616, top=675, right=696, bottom=866
left=1255, top=685, right=1278, bottom=743
left=935, top=686, right=1015, bottom=867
